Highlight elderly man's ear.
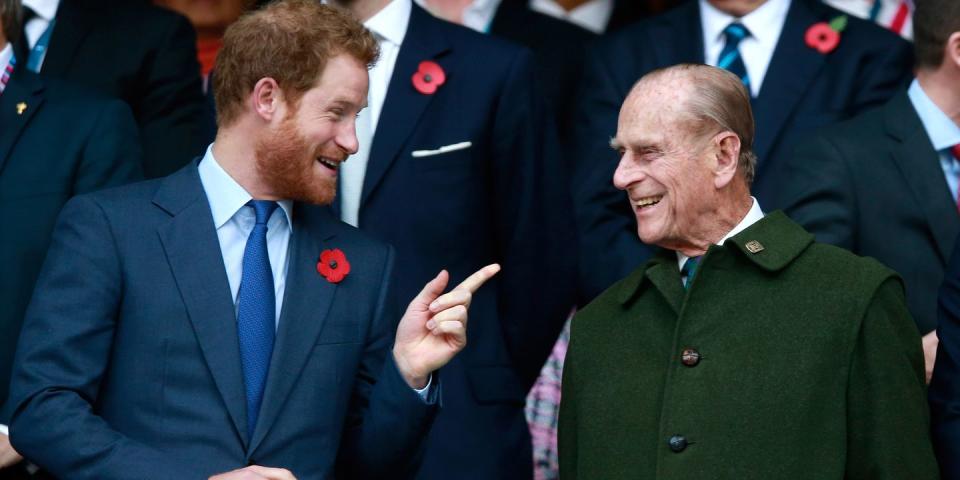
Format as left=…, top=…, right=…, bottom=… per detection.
left=712, top=132, right=742, bottom=189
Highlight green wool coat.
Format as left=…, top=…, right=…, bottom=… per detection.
left=559, top=211, right=939, bottom=479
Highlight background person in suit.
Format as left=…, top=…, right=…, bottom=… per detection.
left=779, top=0, right=960, bottom=383
left=0, top=0, right=142, bottom=474
left=559, top=63, right=938, bottom=479
left=7, top=2, right=497, bottom=478
left=14, top=0, right=209, bottom=178
left=571, top=0, right=913, bottom=303
left=525, top=0, right=681, bottom=33
left=325, top=0, right=576, bottom=478
left=931, top=236, right=960, bottom=479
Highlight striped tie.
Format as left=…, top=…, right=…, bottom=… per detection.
left=681, top=256, right=702, bottom=289
left=718, top=23, right=751, bottom=92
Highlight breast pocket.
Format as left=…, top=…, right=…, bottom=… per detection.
left=411, top=142, right=474, bottom=173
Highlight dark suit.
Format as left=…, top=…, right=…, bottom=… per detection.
left=0, top=69, right=142, bottom=426
left=16, top=0, right=208, bottom=178
left=780, top=92, right=956, bottom=334
left=337, top=5, right=576, bottom=479
left=572, top=0, right=913, bottom=302
left=8, top=164, right=437, bottom=478
left=930, top=236, right=960, bottom=479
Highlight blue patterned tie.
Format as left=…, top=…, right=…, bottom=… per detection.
left=236, top=200, right=279, bottom=439
left=681, top=256, right=702, bottom=289
left=718, top=23, right=751, bottom=91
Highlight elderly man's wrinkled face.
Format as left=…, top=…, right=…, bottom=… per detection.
left=255, top=54, right=367, bottom=205
left=612, top=82, right=717, bottom=250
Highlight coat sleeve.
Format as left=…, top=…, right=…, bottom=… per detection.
left=8, top=196, right=195, bottom=480
left=336, top=245, right=438, bottom=479
left=845, top=277, right=939, bottom=479
left=490, top=48, right=578, bottom=389
left=779, top=132, right=856, bottom=250
left=570, top=44, right=654, bottom=305
left=928, top=239, right=960, bottom=478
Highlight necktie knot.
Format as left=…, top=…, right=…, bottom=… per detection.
left=682, top=256, right=702, bottom=288
left=248, top=200, right=278, bottom=226
left=723, top=23, right=750, bottom=45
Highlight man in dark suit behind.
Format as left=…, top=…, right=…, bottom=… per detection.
left=0, top=0, right=142, bottom=474
left=780, top=0, right=960, bottom=383
left=14, top=0, right=208, bottom=178
left=572, top=0, right=913, bottom=303
left=326, top=1, right=576, bottom=478
left=7, top=2, right=497, bottom=477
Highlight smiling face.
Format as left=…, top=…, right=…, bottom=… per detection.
left=254, top=53, right=368, bottom=205
left=611, top=79, right=721, bottom=252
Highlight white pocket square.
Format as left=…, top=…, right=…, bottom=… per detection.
left=411, top=141, right=472, bottom=158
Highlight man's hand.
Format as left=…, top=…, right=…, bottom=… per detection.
left=209, top=465, right=297, bottom=480
left=0, top=433, right=23, bottom=469
left=393, top=264, right=501, bottom=388
left=923, top=330, right=939, bottom=384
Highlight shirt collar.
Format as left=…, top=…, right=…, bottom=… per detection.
left=677, top=197, right=764, bottom=270
left=22, top=0, right=59, bottom=21
left=908, top=79, right=960, bottom=152
left=365, top=0, right=411, bottom=47
left=700, top=0, right=790, bottom=50
left=197, top=144, right=293, bottom=229
left=0, top=43, right=12, bottom=71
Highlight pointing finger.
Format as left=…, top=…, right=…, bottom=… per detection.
left=453, top=264, right=500, bottom=295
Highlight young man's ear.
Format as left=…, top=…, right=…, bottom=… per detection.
left=251, top=77, right=284, bottom=122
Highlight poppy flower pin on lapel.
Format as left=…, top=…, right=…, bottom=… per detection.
left=805, top=15, right=848, bottom=55
left=412, top=60, right=446, bottom=95
left=317, top=248, right=350, bottom=284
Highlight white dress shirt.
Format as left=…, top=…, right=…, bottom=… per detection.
left=415, top=0, right=502, bottom=33
left=677, top=197, right=765, bottom=272
left=198, top=145, right=294, bottom=325
left=0, top=42, right=12, bottom=76
left=908, top=79, right=960, bottom=202
left=529, top=0, right=612, bottom=34
left=21, top=0, right=59, bottom=69
left=339, top=0, right=411, bottom=227
left=700, top=0, right=790, bottom=97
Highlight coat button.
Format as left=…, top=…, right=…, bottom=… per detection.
left=668, top=434, right=688, bottom=452
left=681, top=348, right=701, bottom=367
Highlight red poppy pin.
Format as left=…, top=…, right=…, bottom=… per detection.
left=412, top=60, right=446, bottom=95
left=805, top=15, right=848, bottom=55
left=317, top=248, right=350, bottom=283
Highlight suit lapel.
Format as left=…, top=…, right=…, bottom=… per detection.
left=650, top=1, right=703, bottom=67
left=249, top=205, right=339, bottom=454
left=0, top=72, right=45, bottom=175
left=618, top=251, right=683, bottom=315
left=752, top=0, right=826, bottom=167
left=155, top=165, right=250, bottom=446
left=885, top=93, right=960, bottom=262
left=40, top=0, right=98, bottom=76
left=360, top=4, right=451, bottom=207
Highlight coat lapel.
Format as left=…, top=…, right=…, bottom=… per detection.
left=154, top=164, right=250, bottom=446
left=752, top=0, right=826, bottom=167
left=0, top=72, right=45, bottom=175
left=40, top=0, right=98, bottom=76
left=618, top=251, right=683, bottom=315
left=885, top=93, right=960, bottom=263
left=248, top=205, right=339, bottom=454
left=359, top=4, right=451, bottom=207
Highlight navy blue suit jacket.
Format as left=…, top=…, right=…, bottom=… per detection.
left=334, top=5, right=577, bottom=479
left=0, top=69, right=142, bottom=424
left=8, top=164, right=437, bottom=479
left=930, top=236, right=960, bottom=478
left=572, top=0, right=912, bottom=302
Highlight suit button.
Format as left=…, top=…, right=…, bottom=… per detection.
left=668, top=435, right=688, bottom=453
left=681, top=348, right=701, bottom=367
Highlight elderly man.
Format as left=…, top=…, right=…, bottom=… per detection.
left=557, top=64, right=938, bottom=479
left=7, top=1, right=497, bottom=478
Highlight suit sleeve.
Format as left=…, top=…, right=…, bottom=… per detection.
left=845, top=277, right=939, bottom=479
left=74, top=99, right=144, bottom=194
left=929, top=240, right=960, bottom=478
left=136, top=13, right=208, bottom=178
left=336, top=245, right=438, bottom=478
left=7, top=196, right=195, bottom=480
left=570, top=44, right=654, bottom=305
left=490, top=48, right=578, bottom=389
left=779, top=132, right=856, bottom=250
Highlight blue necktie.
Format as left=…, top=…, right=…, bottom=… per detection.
left=718, top=23, right=751, bottom=92
left=682, top=256, right=702, bottom=289
left=236, top=200, right=279, bottom=439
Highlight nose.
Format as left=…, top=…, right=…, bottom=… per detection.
left=338, top=118, right=360, bottom=155
left=612, top=152, right=642, bottom=191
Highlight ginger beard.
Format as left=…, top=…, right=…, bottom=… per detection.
left=254, top=111, right=343, bottom=206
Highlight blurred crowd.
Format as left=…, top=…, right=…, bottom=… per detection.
left=0, top=0, right=957, bottom=478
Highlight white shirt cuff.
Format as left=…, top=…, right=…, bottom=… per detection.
left=414, top=374, right=433, bottom=401
left=0, top=423, right=8, bottom=436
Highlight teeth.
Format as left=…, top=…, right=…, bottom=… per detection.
left=318, top=157, right=338, bottom=170
left=635, top=195, right=663, bottom=207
